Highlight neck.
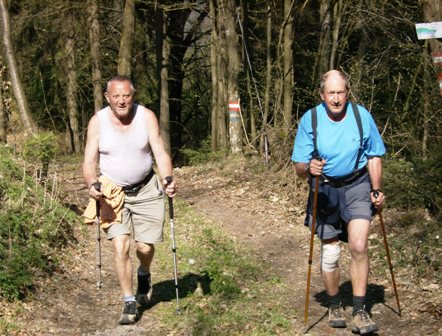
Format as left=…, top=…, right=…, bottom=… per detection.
left=324, top=102, right=348, bottom=121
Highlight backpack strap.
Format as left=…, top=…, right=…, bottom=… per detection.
left=351, top=102, right=363, bottom=173
left=311, top=106, right=319, bottom=158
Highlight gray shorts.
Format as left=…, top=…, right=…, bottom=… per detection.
left=104, top=175, right=165, bottom=244
left=307, top=175, right=373, bottom=240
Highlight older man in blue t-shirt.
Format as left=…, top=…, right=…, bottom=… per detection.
left=292, top=70, right=385, bottom=335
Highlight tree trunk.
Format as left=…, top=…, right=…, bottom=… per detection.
left=318, top=0, right=332, bottom=76
left=260, top=0, right=272, bottom=155
left=330, top=0, right=344, bottom=70
left=224, top=0, right=242, bottom=154
left=420, top=0, right=442, bottom=157
left=0, top=61, right=5, bottom=142
left=0, top=0, right=36, bottom=135
left=117, top=0, right=134, bottom=77
left=65, top=11, right=80, bottom=153
left=88, top=0, right=103, bottom=112
left=210, top=0, right=220, bottom=152
left=156, top=6, right=171, bottom=155
left=282, top=0, right=294, bottom=132
left=216, top=2, right=228, bottom=151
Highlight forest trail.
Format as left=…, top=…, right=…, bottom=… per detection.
left=7, top=158, right=441, bottom=335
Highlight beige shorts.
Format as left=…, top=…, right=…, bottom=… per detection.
left=104, top=175, right=165, bottom=244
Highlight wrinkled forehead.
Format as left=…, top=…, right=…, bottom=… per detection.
left=107, top=80, right=133, bottom=94
left=323, top=75, right=348, bottom=92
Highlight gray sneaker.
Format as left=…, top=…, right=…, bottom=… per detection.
left=328, top=305, right=347, bottom=328
left=352, top=309, right=379, bottom=334
left=118, top=301, right=139, bottom=325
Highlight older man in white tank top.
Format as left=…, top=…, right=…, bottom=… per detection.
left=83, top=75, right=176, bottom=325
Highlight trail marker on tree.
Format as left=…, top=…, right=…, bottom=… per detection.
left=415, top=21, right=442, bottom=96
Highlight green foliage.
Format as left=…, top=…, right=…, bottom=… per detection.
left=383, top=147, right=442, bottom=220
left=22, top=131, right=59, bottom=178
left=23, top=131, right=58, bottom=164
left=0, top=144, right=78, bottom=300
left=179, top=139, right=227, bottom=166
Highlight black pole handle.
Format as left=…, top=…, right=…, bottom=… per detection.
left=93, top=182, right=102, bottom=217
left=165, top=176, right=174, bottom=219
left=373, top=190, right=379, bottom=198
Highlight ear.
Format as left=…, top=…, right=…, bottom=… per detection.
left=319, top=92, right=325, bottom=101
left=104, top=92, right=110, bottom=102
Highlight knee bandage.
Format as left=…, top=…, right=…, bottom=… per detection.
left=321, top=241, right=341, bottom=272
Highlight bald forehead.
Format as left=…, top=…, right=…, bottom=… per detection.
left=320, top=70, right=349, bottom=92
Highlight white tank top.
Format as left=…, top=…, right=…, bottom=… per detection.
left=98, top=104, right=153, bottom=186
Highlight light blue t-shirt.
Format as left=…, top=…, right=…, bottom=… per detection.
left=291, top=103, right=386, bottom=178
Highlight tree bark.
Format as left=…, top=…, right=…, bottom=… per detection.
left=65, top=10, right=80, bottom=153
left=0, top=61, right=5, bottom=142
left=117, top=0, right=134, bottom=77
left=210, top=0, right=220, bottom=151
left=282, top=0, right=294, bottom=132
left=88, top=0, right=103, bottom=112
left=330, top=0, right=343, bottom=70
left=156, top=6, right=171, bottom=155
left=224, top=0, right=242, bottom=154
left=420, top=0, right=442, bottom=157
left=0, top=0, right=36, bottom=135
left=260, top=0, right=272, bottom=155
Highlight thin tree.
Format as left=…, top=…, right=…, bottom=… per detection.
left=223, top=0, right=242, bottom=154
left=64, top=8, right=80, bottom=153
left=282, top=0, right=294, bottom=132
left=0, top=58, right=5, bottom=142
left=0, top=0, right=36, bottom=134
left=118, top=0, right=135, bottom=77
left=155, top=4, right=171, bottom=155
left=88, top=0, right=103, bottom=112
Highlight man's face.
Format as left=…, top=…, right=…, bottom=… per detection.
left=105, top=80, right=134, bottom=119
left=320, top=75, right=348, bottom=114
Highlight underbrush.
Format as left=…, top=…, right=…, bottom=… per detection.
left=0, top=144, right=79, bottom=301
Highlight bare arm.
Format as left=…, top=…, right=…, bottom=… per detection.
left=82, top=115, right=102, bottom=199
left=145, top=108, right=176, bottom=197
left=367, top=156, right=384, bottom=208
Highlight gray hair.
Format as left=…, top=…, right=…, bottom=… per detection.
left=106, top=75, right=136, bottom=94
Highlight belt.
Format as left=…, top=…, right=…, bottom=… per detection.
left=323, top=167, right=367, bottom=188
left=122, top=170, right=155, bottom=194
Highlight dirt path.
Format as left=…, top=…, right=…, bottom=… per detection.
left=175, top=162, right=441, bottom=336
left=8, top=159, right=441, bottom=335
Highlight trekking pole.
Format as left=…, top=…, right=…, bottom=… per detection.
left=93, top=182, right=103, bottom=289
left=304, top=164, right=321, bottom=326
left=373, top=191, right=401, bottom=315
left=165, top=176, right=181, bottom=314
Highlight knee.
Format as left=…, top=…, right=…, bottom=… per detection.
left=137, top=242, right=154, bottom=256
left=349, top=238, right=368, bottom=257
left=321, top=240, right=341, bottom=272
left=112, top=235, right=130, bottom=260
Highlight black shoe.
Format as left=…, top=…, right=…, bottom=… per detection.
left=118, top=301, right=139, bottom=325
left=352, top=309, right=379, bottom=335
left=328, top=304, right=347, bottom=328
left=136, top=272, right=152, bottom=306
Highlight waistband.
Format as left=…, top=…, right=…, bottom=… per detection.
left=323, top=167, right=367, bottom=188
left=122, top=170, right=155, bottom=194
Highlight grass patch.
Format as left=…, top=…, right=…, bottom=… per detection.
left=152, top=198, right=293, bottom=335
left=0, top=144, right=79, bottom=300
